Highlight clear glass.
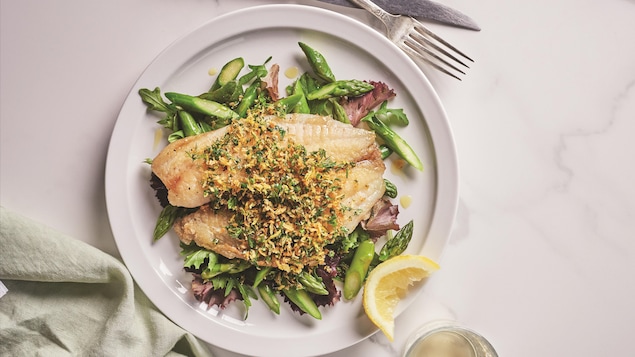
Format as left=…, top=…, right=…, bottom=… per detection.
left=403, top=320, right=498, bottom=357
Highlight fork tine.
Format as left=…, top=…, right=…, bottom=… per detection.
left=400, top=42, right=463, bottom=81
left=410, top=30, right=470, bottom=69
left=403, top=37, right=467, bottom=80
left=401, top=20, right=475, bottom=80
left=414, top=25, right=474, bottom=63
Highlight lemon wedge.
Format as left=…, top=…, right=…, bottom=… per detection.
left=362, top=255, right=439, bottom=341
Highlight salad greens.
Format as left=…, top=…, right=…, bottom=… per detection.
left=140, top=42, right=422, bottom=319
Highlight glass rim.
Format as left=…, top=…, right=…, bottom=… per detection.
left=402, top=319, right=498, bottom=357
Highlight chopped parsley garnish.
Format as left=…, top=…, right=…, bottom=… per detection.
left=195, top=115, right=355, bottom=274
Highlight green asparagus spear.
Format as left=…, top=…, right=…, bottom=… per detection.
left=199, top=121, right=213, bottom=133
left=362, top=114, right=423, bottom=171
left=289, top=77, right=311, bottom=114
left=298, top=271, right=328, bottom=295
left=298, top=42, right=336, bottom=83
left=165, top=92, right=239, bottom=120
left=153, top=204, right=182, bottom=241
left=210, top=57, right=244, bottom=91
left=299, top=72, right=320, bottom=94
left=383, top=178, right=398, bottom=198
left=379, top=220, right=414, bottom=261
left=227, top=260, right=252, bottom=274
left=236, top=80, right=260, bottom=117
left=330, top=98, right=351, bottom=124
left=167, top=130, right=184, bottom=143
left=178, top=110, right=202, bottom=137
left=283, top=288, right=322, bottom=319
left=293, top=95, right=311, bottom=114
left=379, top=145, right=393, bottom=160
left=258, top=284, right=281, bottom=314
left=274, top=93, right=304, bottom=114
left=201, top=260, right=251, bottom=280
left=343, top=239, right=375, bottom=300
left=252, top=266, right=272, bottom=288
left=306, top=80, right=374, bottom=100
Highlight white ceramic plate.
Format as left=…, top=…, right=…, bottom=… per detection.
left=105, top=4, right=458, bottom=357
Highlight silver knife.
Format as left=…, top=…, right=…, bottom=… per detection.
left=317, top=0, right=480, bottom=31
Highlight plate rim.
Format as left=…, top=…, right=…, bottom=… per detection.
left=105, top=4, right=458, bottom=356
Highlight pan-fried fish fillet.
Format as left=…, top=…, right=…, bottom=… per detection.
left=153, top=113, right=386, bottom=272
left=174, top=158, right=386, bottom=269
left=151, top=114, right=379, bottom=208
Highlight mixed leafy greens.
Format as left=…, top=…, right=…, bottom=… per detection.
left=140, top=42, right=421, bottom=319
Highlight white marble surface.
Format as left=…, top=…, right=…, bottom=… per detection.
left=2, top=0, right=635, bottom=356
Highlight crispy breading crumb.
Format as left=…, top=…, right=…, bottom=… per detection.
left=196, top=114, right=354, bottom=275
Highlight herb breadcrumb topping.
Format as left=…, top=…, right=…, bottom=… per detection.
left=193, top=113, right=356, bottom=274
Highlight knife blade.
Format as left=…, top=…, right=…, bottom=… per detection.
left=317, top=0, right=480, bottom=31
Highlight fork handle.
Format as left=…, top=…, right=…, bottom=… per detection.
left=348, top=0, right=395, bottom=23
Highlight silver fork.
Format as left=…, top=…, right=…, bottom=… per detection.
left=348, top=0, right=474, bottom=80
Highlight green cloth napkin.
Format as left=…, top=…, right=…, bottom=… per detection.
left=0, top=207, right=212, bottom=357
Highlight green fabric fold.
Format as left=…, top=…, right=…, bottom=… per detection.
left=0, top=207, right=212, bottom=357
